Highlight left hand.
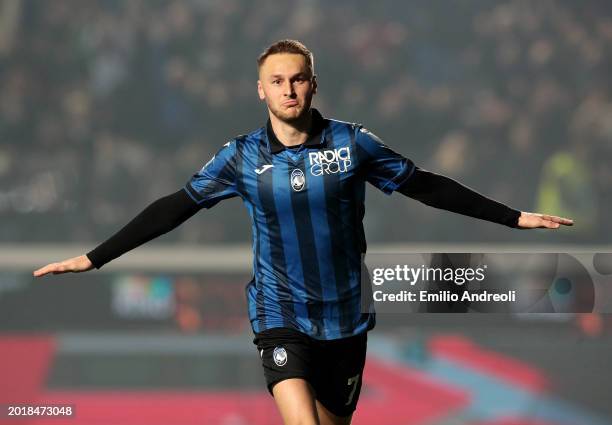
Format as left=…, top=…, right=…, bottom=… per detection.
left=517, top=212, right=574, bottom=229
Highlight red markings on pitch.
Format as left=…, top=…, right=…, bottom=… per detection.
left=16, top=358, right=468, bottom=425
left=0, top=336, right=56, bottom=403
left=0, top=334, right=555, bottom=425
left=353, top=358, right=469, bottom=425
left=0, top=334, right=469, bottom=425
left=429, top=334, right=548, bottom=392
left=27, top=359, right=468, bottom=425
left=31, top=391, right=276, bottom=425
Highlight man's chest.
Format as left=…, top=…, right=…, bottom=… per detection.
left=239, top=144, right=361, bottom=213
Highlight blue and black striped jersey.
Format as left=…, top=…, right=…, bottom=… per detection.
left=184, top=109, right=415, bottom=340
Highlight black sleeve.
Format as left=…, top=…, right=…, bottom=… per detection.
left=86, top=189, right=202, bottom=269
left=397, top=167, right=521, bottom=228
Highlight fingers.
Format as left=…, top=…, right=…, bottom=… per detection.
left=33, top=261, right=70, bottom=277
left=541, top=215, right=574, bottom=226
left=33, top=263, right=57, bottom=277
left=554, top=216, right=574, bottom=225
left=542, top=220, right=561, bottom=229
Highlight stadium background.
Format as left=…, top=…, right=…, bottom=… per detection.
left=0, top=0, right=611, bottom=424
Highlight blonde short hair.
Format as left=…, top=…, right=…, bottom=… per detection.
left=257, top=39, right=314, bottom=75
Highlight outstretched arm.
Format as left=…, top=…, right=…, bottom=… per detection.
left=33, top=189, right=201, bottom=277
left=398, top=167, right=573, bottom=229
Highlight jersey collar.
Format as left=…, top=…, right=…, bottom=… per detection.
left=266, top=108, right=327, bottom=154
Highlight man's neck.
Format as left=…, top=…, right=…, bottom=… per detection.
left=269, top=110, right=313, bottom=147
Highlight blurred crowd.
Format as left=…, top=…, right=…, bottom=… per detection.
left=0, top=0, right=610, bottom=244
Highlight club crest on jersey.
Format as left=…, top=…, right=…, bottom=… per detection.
left=273, top=346, right=288, bottom=366
left=308, top=147, right=351, bottom=176
left=290, top=169, right=306, bottom=192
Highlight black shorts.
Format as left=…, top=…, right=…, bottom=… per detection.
left=253, top=327, right=368, bottom=418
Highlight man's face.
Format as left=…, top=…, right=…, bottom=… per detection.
left=257, top=53, right=317, bottom=123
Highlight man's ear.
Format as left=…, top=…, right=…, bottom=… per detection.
left=257, top=80, right=266, bottom=100
left=312, top=75, right=318, bottom=95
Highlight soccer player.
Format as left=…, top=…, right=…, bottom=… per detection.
left=33, top=40, right=573, bottom=425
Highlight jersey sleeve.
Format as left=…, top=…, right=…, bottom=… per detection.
left=183, top=141, right=239, bottom=208
left=355, top=127, right=416, bottom=194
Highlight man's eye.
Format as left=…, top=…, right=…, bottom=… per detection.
left=272, top=80, right=281, bottom=85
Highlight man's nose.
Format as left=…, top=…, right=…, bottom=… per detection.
left=283, top=81, right=296, bottom=96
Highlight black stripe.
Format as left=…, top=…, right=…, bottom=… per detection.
left=288, top=156, right=322, bottom=328
left=233, top=140, right=259, bottom=330
left=256, top=140, right=291, bottom=328
left=344, top=126, right=366, bottom=335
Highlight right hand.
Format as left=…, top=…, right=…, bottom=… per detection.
left=33, top=255, right=94, bottom=277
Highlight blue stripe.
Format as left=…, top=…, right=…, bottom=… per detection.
left=343, top=124, right=368, bottom=334
left=235, top=140, right=260, bottom=333
left=321, top=123, right=355, bottom=336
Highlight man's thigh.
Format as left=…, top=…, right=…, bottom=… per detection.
left=272, top=378, right=319, bottom=425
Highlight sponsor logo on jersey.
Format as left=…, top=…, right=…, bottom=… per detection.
left=273, top=346, right=288, bottom=366
left=308, top=147, right=351, bottom=176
